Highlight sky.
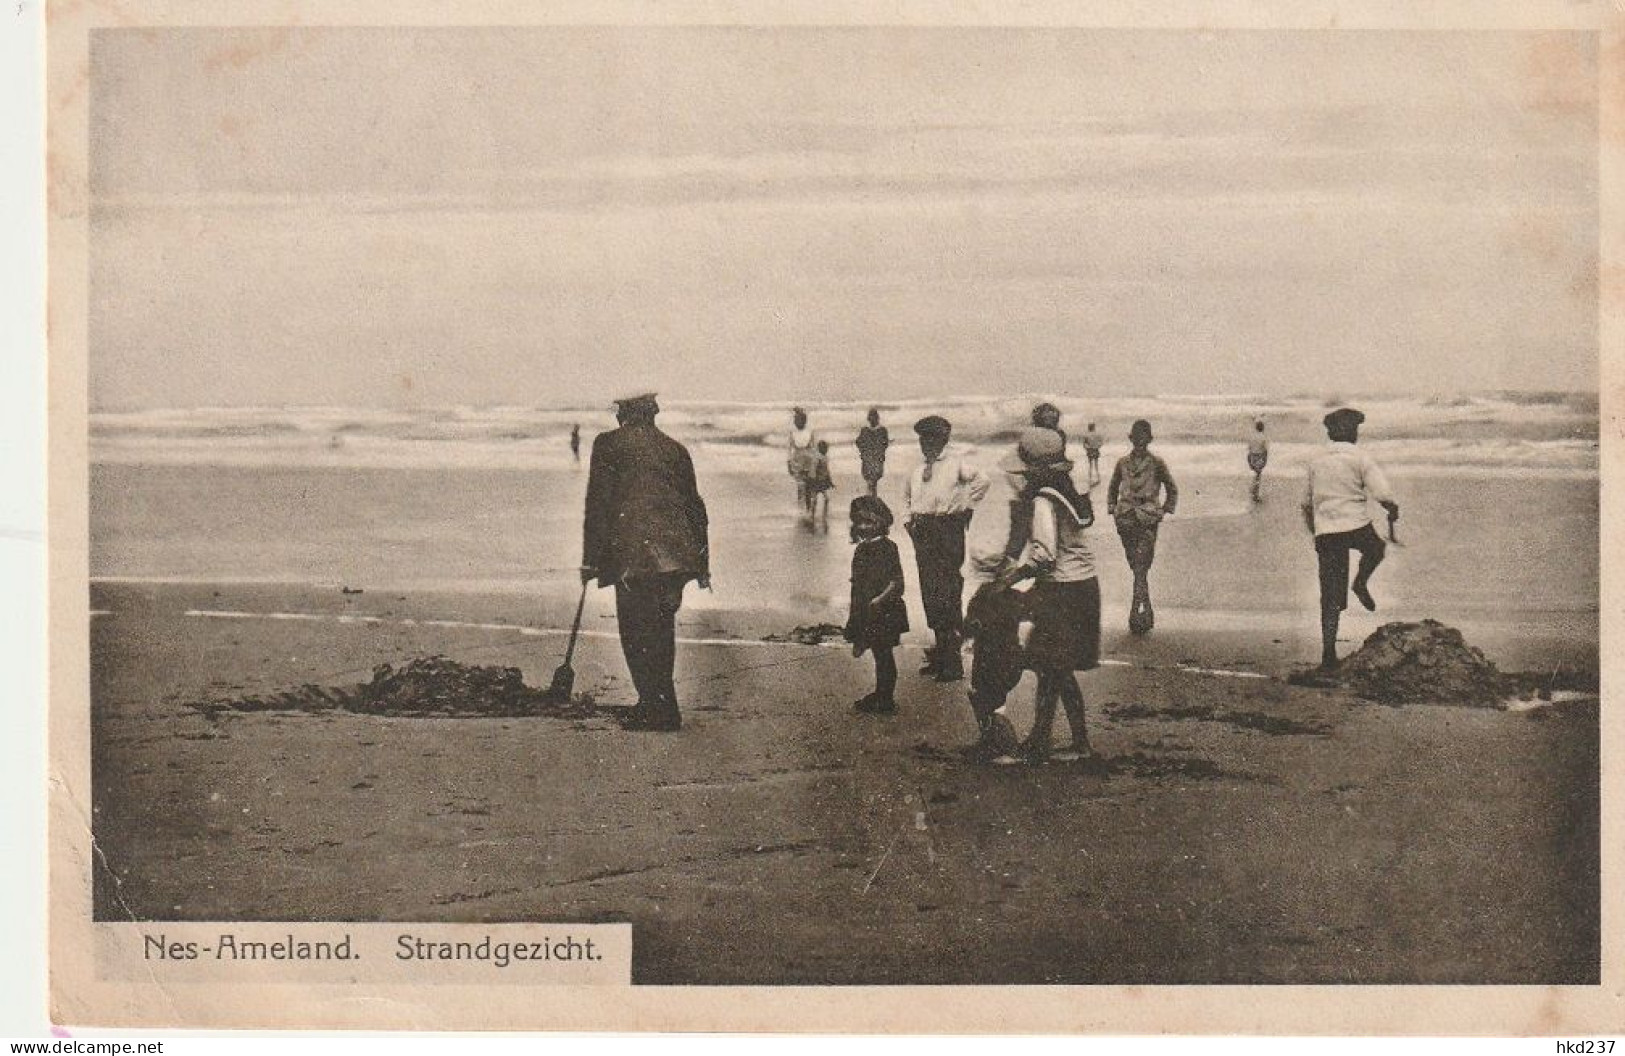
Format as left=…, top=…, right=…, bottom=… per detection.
left=88, top=27, right=1598, bottom=409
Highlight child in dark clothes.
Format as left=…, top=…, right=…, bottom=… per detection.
left=964, top=547, right=1024, bottom=762
left=845, top=495, right=909, bottom=714
left=808, top=440, right=835, bottom=523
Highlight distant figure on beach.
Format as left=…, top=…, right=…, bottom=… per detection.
left=569, top=423, right=581, bottom=463
left=844, top=495, right=909, bottom=715
left=1030, top=402, right=1066, bottom=450
left=787, top=407, right=819, bottom=517
left=1081, top=423, right=1103, bottom=486
left=807, top=440, right=835, bottom=523
left=904, top=415, right=991, bottom=682
left=855, top=408, right=890, bottom=496
left=581, top=393, right=711, bottom=732
left=1247, top=419, right=1269, bottom=502
left=1108, top=419, right=1178, bottom=635
left=1303, top=407, right=1399, bottom=671
left=998, top=428, right=1100, bottom=763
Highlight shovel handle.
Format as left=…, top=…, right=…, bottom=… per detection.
left=561, top=581, right=589, bottom=666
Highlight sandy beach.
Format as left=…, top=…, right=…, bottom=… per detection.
left=85, top=400, right=1600, bottom=984
left=90, top=573, right=1598, bottom=984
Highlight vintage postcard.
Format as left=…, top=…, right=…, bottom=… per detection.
left=47, top=0, right=1623, bottom=1033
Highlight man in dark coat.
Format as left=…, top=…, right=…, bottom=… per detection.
left=581, top=393, right=710, bottom=731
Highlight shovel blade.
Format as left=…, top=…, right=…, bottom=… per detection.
left=540, top=663, right=575, bottom=703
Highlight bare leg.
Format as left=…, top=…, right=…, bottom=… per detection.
left=1057, top=674, right=1091, bottom=755
left=1022, top=671, right=1060, bottom=762
left=873, top=647, right=897, bottom=704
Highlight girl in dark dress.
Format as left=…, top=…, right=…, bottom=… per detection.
left=844, top=495, right=909, bottom=714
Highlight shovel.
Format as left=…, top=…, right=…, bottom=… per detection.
left=541, top=582, right=590, bottom=703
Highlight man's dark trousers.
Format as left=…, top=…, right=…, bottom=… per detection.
left=614, top=573, right=687, bottom=717
left=1315, top=522, right=1386, bottom=614
left=909, top=512, right=969, bottom=676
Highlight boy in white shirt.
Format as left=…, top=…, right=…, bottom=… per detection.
left=1302, top=407, right=1400, bottom=670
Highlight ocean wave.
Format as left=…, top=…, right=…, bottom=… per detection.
left=89, top=392, right=1598, bottom=477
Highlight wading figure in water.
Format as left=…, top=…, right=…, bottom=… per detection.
left=1247, top=419, right=1269, bottom=502
left=855, top=407, right=889, bottom=496
left=1081, top=422, right=1103, bottom=487
left=1302, top=407, right=1399, bottom=671
left=1108, top=419, right=1178, bottom=635
left=806, top=440, right=835, bottom=526
left=787, top=407, right=818, bottom=519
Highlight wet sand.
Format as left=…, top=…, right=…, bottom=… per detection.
left=90, top=579, right=1599, bottom=984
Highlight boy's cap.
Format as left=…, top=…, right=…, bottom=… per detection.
left=849, top=494, right=894, bottom=528
left=999, top=427, right=1073, bottom=474
left=1323, top=407, right=1365, bottom=431
left=914, top=415, right=952, bottom=440
left=1129, top=419, right=1154, bottom=443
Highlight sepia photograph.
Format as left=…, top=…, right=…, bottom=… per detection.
left=46, top=0, right=1620, bottom=1033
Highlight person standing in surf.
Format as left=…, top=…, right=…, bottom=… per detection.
left=1081, top=422, right=1104, bottom=486
left=855, top=408, right=890, bottom=496
left=903, top=415, right=990, bottom=682
left=787, top=407, right=818, bottom=518
left=569, top=423, right=581, bottom=464
left=1107, top=419, right=1178, bottom=634
left=807, top=439, right=835, bottom=524
left=1247, top=419, right=1269, bottom=502
left=1303, top=407, right=1399, bottom=671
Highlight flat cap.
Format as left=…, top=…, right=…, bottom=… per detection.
left=913, top=415, right=952, bottom=440
left=1323, top=407, right=1365, bottom=431
left=612, top=392, right=660, bottom=416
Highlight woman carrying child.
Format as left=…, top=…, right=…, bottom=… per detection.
left=844, top=495, right=909, bottom=715
left=997, top=427, right=1101, bottom=763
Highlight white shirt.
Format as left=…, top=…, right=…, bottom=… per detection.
left=1303, top=441, right=1395, bottom=536
left=1023, top=489, right=1096, bottom=582
left=904, top=447, right=991, bottom=516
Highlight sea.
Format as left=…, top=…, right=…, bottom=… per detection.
left=89, top=392, right=1600, bottom=670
